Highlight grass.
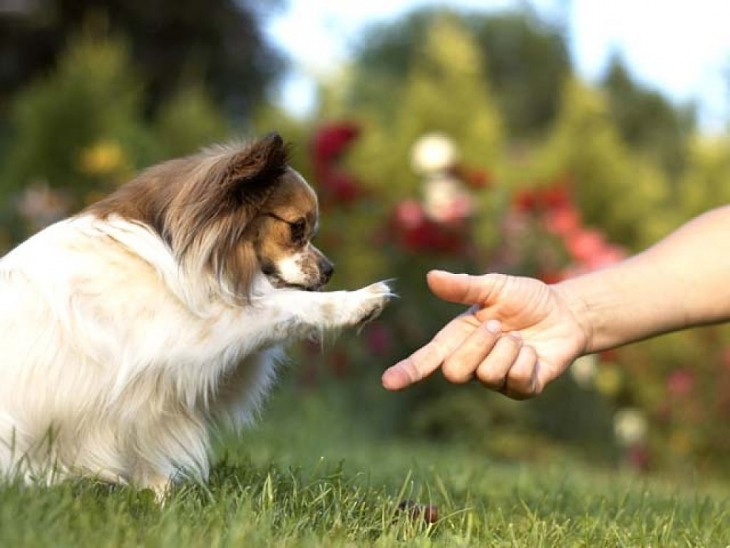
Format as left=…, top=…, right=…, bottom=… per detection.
left=1, top=381, right=729, bottom=547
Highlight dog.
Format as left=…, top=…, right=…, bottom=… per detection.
left=0, top=133, right=392, bottom=498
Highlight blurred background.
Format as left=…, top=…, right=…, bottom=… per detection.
left=1, top=0, right=730, bottom=480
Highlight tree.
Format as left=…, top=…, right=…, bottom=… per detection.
left=676, top=135, right=730, bottom=219
left=3, top=32, right=152, bottom=200
left=346, top=8, right=570, bottom=140
left=348, top=14, right=503, bottom=201
left=535, top=78, right=672, bottom=249
left=601, top=53, right=696, bottom=178
left=467, top=10, right=571, bottom=138
left=0, top=0, right=285, bottom=120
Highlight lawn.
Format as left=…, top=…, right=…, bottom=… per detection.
left=1, top=379, right=729, bottom=547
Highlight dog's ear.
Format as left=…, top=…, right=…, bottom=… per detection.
left=223, top=133, right=290, bottom=208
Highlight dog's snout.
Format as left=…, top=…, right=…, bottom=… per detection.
left=319, top=259, right=335, bottom=284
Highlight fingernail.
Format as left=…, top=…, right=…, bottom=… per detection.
left=484, top=319, right=502, bottom=333
left=509, top=331, right=522, bottom=341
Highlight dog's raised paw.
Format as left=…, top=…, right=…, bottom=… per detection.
left=352, top=280, right=394, bottom=326
left=365, top=280, right=395, bottom=298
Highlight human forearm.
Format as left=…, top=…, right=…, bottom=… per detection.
left=556, top=206, right=730, bottom=354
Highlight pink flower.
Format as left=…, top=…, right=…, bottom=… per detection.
left=544, top=205, right=581, bottom=237
left=667, top=369, right=694, bottom=397
left=583, top=244, right=626, bottom=270
left=565, top=229, right=607, bottom=264
left=394, top=200, right=426, bottom=229
left=435, top=194, right=474, bottom=223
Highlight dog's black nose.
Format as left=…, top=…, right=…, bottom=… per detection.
left=319, top=259, right=335, bottom=284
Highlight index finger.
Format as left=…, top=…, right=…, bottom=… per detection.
left=381, top=313, right=483, bottom=391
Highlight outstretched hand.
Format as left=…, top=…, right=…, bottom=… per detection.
left=381, top=270, right=589, bottom=399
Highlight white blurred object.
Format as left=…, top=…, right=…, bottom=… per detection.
left=422, top=176, right=474, bottom=223
left=411, top=133, right=474, bottom=223
left=411, top=132, right=459, bottom=175
left=570, top=354, right=598, bottom=389
left=613, top=407, right=648, bottom=447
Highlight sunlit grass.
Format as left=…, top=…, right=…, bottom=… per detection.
left=1, top=382, right=728, bottom=546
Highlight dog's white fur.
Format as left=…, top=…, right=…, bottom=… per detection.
left=0, top=134, right=391, bottom=496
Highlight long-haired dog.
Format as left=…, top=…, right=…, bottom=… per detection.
left=0, top=133, right=392, bottom=497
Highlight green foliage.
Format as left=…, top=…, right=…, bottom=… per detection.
left=467, top=11, right=572, bottom=138
left=348, top=15, right=503, bottom=201
left=602, top=54, right=696, bottom=177
left=0, top=29, right=234, bottom=244
left=2, top=32, right=153, bottom=201
left=348, top=8, right=571, bottom=140
left=0, top=0, right=285, bottom=120
left=2, top=0, right=730, bottom=491
left=676, top=136, right=730, bottom=218
left=154, top=85, right=230, bottom=158
left=309, top=7, right=730, bottom=476
left=534, top=78, right=673, bottom=248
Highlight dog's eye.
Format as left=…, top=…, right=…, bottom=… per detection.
left=290, top=219, right=306, bottom=242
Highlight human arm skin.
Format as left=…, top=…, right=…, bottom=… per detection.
left=381, top=205, right=730, bottom=399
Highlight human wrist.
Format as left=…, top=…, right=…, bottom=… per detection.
left=552, top=276, right=598, bottom=356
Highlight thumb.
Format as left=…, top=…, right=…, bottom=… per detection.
left=426, top=270, right=499, bottom=306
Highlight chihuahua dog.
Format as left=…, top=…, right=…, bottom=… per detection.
left=0, top=133, right=391, bottom=498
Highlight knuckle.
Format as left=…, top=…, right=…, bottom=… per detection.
left=442, top=358, right=472, bottom=384
left=475, top=366, right=503, bottom=387
left=505, top=333, right=523, bottom=348
left=400, top=358, right=422, bottom=384
left=508, top=367, right=532, bottom=387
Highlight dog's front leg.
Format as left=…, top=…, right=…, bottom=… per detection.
left=265, top=281, right=393, bottom=339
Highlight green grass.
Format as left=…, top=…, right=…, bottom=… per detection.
left=1, top=383, right=729, bottom=547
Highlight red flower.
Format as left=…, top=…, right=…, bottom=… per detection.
left=541, top=185, right=571, bottom=210
left=513, top=188, right=540, bottom=213
left=312, top=122, right=360, bottom=166
left=311, top=122, right=366, bottom=207
left=513, top=184, right=572, bottom=214
left=461, top=168, right=492, bottom=189
left=319, top=171, right=364, bottom=205
left=392, top=200, right=466, bottom=254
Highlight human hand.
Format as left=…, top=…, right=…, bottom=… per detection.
left=381, top=270, right=589, bottom=399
